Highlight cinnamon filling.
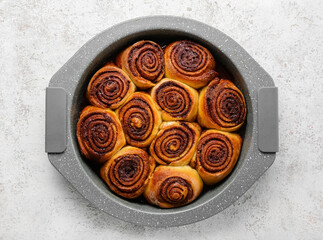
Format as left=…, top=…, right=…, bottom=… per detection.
left=158, top=177, right=193, bottom=205
left=196, top=133, right=233, bottom=173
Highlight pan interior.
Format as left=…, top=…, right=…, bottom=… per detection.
left=70, top=29, right=253, bottom=214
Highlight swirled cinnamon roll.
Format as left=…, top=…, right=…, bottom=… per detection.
left=164, top=40, right=217, bottom=89
left=198, top=79, right=247, bottom=131
left=150, top=121, right=201, bottom=166
left=144, top=165, right=203, bottom=208
left=151, top=78, right=198, bottom=121
left=116, top=40, right=165, bottom=89
left=190, top=129, right=242, bottom=185
left=116, top=92, right=162, bottom=148
left=100, top=146, right=155, bottom=199
left=76, top=106, right=126, bottom=164
left=86, top=65, right=135, bottom=109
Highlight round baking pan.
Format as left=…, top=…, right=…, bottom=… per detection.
left=45, top=16, right=278, bottom=227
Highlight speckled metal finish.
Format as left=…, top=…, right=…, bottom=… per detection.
left=47, top=16, right=277, bottom=227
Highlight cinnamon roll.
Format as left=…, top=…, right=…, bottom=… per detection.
left=76, top=106, right=126, bottom=164
left=198, top=79, right=247, bottom=131
left=86, top=65, right=135, bottom=109
left=150, top=121, right=201, bottom=166
left=116, top=40, right=165, bottom=89
left=116, top=92, right=162, bottom=148
left=164, top=40, right=217, bottom=89
left=151, top=78, right=198, bottom=121
left=100, top=146, right=155, bottom=199
left=191, top=129, right=242, bottom=185
left=144, top=165, right=203, bottom=208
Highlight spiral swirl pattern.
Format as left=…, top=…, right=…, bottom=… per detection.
left=198, top=79, right=247, bottom=131
left=100, top=146, right=155, bottom=199
left=191, top=129, right=242, bottom=185
left=171, top=41, right=208, bottom=73
left=158, top=177, right=193, bottom=206
left=150, top=122, right=201, bottom=166
left=196, top=133, right=233, bottom=173
left=87, top=65, right=135, bottom=109
left=117, top=40, right=164, bottom=89
left=143, top=165, right=203, bottom=208
left=151, top=79, right=198, bottom=121
left=116, top=92, right=162, bottom=148
left=76, top=39, right=247, bottom=208
left=76, top=106, right=125, bottom=164
left=165, top=40, right=217, bottom=88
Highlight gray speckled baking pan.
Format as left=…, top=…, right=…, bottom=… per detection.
left=46, top=16, right=278, bottom=227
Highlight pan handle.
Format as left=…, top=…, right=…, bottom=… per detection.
left=257, top=87, right=279, bottom=152
left=45, top=87, right=67, bottom=153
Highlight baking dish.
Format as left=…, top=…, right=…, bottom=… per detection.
left=45, top=16, right=278, bottom=227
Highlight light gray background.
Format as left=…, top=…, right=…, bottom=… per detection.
left=1, top=0, right=322, bottom=239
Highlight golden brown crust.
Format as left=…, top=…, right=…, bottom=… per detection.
left=100, top=146, right=155, bottom=199
left=198, top=79, right=247, bottom=131
left=150, top=121, right=201, bottom=166
left=86, top=65, right=136, bottom=109
left=116, top=92, right=162, bottom=148
left=164, top=40, right=218, bottom=89
left=76, top=39, right=248, bottom=208
left=144, top=165, right=203, bottom=208
left=76, top=106, right=126, bottom=164
left=116, top=40, right=165, bottom=89
left=190, top=129, right=242, bottom=185
left=151, top=78, right=199, bottom=121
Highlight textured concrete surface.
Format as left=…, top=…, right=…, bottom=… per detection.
left=0, top=0, right=322, bottom=239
